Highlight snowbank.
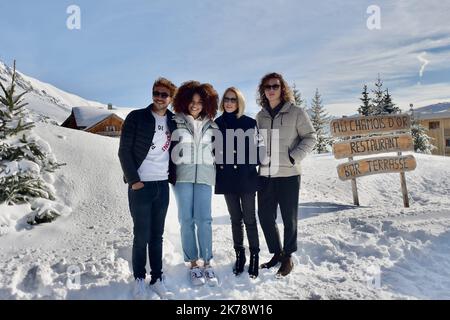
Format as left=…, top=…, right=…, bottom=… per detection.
left=1, top=121, right=449, bottom=300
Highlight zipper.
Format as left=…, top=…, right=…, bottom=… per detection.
left=194, top=119, right=211, bottom=183
left=194, top=123, right=200, bottom=183
left=194, top=150, right=198, bottom=183
left=268, top=117, right=273, bottom=178
left=267, top=108, right=287, bottom=178
left=179, top=116, right=200, bottom=183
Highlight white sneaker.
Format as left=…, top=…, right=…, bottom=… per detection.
left=150, top=276, right=174, bottom=300
left=133, top=278, right=147, bottom=300
left=204, top=266, right=219, bottom=287
left=190, top=267, right=206, bottom=286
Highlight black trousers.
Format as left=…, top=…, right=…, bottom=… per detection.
left=257, top=175, right=300, bottom=256
left=128, top=180, right=169, bottom=280
left=224, top=192, right=260, bottom=252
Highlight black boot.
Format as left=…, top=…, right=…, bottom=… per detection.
left=248, top=250, right=259, bottom=278
left=276, top=255, right=294, bottom=277
left=233, top=249, right=246, bottom=275
left=260, top=252, right=283, bottom=269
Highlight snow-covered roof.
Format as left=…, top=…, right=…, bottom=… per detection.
left=72, top=106, right=133, bottom=128
left=111, top=108, right=134, bottom=121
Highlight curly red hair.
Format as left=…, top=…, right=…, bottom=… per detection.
left=173, top=81, right=218, bottom=119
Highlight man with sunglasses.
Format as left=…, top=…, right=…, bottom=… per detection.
left=256, top=73, right=316, bottom=278
left=119, top=77, right=177, bottom=299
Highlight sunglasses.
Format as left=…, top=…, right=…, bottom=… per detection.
left=223, top=97, right=237, bottom=103
left=153, top=91, right=170, bottom=99
left=264, top=84, right=281, bottom=91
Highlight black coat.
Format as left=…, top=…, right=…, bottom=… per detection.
left=214, top=112, right=262, bottom=195
left=118, top=104, right=177, bottom=185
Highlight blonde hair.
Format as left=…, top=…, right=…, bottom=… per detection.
left=219, top=87, right=246, bottom=118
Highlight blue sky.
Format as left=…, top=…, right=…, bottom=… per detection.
left=1, top=0, right=450, bottom=115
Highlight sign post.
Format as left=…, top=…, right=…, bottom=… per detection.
left=330, top=114, right=416, bottom=207
left=349, top=156, right=359, bottom=206
left=398, top=151, right=410, bottom=208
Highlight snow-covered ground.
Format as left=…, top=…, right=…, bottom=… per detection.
left=0, top=60, right=124, bottom=124
left=1, top=62, right=450, bottom=300
left=1, top=120, right=449, bottom=300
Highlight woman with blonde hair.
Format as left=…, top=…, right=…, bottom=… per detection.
left=215, top=87, right=264, bottom=278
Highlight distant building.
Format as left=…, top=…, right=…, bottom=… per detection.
left=415, top=104, right=450, bottom=157
left=61, top=106, right=131, bottom=137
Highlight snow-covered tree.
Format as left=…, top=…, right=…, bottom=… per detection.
left=310, top=89, right=331, bottom=153
left=358, top=76, right=400, bottom=116
left=0, top=61, right=64, bottom=224
left=292, top=82, right=304, bottom=107
left=409, top=104, right=435, bottom=154
left=371, top=75, right=385, bottom=115
left=382, top=88, right=401, bottom=114
left=358, top=84, right=372, bottom=116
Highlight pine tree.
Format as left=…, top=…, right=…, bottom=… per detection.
left=358, top=84, right=372, bottom=116
left=0, top=64, right=34, bottom=139
left=382, top=88, right=401, bottom=114
left=409, top=104, right=435, bottom=154
left=292, top=82, right=304, bottom=107
left=0, top=61, right=64, bottom=224
left=371, top=75, right=385, bottom=115
left=310, top=89, right=331, bottom=153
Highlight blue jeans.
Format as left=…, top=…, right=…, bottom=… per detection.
left=128, top=180, right=169, bottom=280
left=173, top=182, right=213, bottom=263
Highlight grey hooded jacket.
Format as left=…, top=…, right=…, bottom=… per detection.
left=256, top=102, right=317, bottom=177
left=171, top=113, right=218, bottom=186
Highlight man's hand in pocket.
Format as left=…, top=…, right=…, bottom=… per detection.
left=132, top=182, right=145, bottom=190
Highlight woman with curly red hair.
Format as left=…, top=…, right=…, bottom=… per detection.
left=171, top=81, right=219, bottom=286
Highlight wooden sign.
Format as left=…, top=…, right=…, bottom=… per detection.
left=330, top=114, right=411, bottom=138
left=333, top=134, right=414, bottom=159
left=337, top=155, right=417, bottom=181
left=331, top=113, right=416, bottom=207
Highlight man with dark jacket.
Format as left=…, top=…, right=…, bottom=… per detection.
left=256, top=73, right=317, bottom=277
left=118, top=77, right=177, bottom=299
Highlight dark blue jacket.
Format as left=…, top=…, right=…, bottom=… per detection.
left=214, top=112, right=263, bottom=195
left=118, top=104, right=177, bottom=185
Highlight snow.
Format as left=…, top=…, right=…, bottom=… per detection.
left=0, top=203, right=32, bottom=236
left=1, top=61, right=450, bottom=300
left=0, top=60, right=131, bottom=124
left=0, top=120, right=449, bottom=299
left=71, top=107, right=133, bottom=129
left=72, top=107, right=116, bottom=128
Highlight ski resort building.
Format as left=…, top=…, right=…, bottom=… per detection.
left=61, top=106, right=131, bottom=137
left=416, top=105, right=450, bottom=157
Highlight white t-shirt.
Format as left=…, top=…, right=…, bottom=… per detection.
left=137, top=111, right=171, bottom=181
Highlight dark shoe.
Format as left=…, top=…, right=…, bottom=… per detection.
left=260, top=252, right=282, bottom=269
left=276, top=256, right=294, bottom=277
left=248, top=250, right=259, bottom=278
left=233, top=249, right=246, bottom=275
